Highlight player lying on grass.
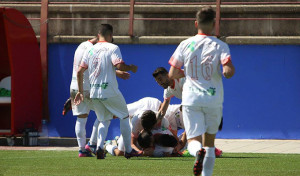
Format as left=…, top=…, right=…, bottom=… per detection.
left=105, top=109, right=170, bottom=156
left=137, top=130, right=182, bottom=157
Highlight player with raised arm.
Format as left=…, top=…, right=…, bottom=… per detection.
left=168, top=6, right=235, bottom=176
left=153, top=67, right=223, bottom=157
left=74, top=24, right=140, bottom=159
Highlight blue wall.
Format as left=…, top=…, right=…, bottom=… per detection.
left=48, top=44, right=300, bottom=139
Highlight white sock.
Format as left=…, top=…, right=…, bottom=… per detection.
left=202, top=147, right=216, bottom=176
left=97, top=120, right=111, bottom=150
left=75, top=117, right=87, bottom=151
left=106, top=144, right=117, bottom=156
left=120, top=118, right=132, bottom=153
left=89, top=119, right=100, bottom=145
left=187, top=140, right=202, bottom=157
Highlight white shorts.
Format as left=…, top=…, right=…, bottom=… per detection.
left=70, top=89, right=93, bottom=116
left=92, top=94, right=129, bottom=121
left=182, top=106, right=222, bottom=140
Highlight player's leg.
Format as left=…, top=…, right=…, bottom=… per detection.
left=182, top=105, right=206, bottom=176
left=85, top=118, right=100, bottom=155
left=92, top=99, right=113, bottom=159
left=106, top=135, right=125, bottom=156
left=96, top=120, right=111, bottom=159
left=201, top=107, right=222, bottom=176
left=104, top=95, right=141, bottom=158
left=71, top=90, right=92, bottom=157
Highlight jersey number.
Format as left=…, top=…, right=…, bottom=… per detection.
left=91, top=58, right=101, bottom=79
left=190, top=55, right=213, bottom=81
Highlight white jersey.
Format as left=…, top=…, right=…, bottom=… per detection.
left=169, top=34, right=231, bottom=107
left=127, top=97, right=161, bottom=116
left=80, top=41, right=124, bottom=99
left=164, top=104, right=184, bottom=130
left=70, top=40, right=93, bottom=90
left=163, top=77, right=185, bottom=100
left=131, top=110, right=169, bottom=138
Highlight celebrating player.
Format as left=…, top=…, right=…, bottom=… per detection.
left=74, top=24, right=140, bottom=159
left=153, top=67, right=223, bottom=157
left=69, top=37, right=100, bottom=157
left=168, top=6, right=235, bottom=176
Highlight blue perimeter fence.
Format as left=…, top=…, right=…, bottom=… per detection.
left=47, top=44, right=300, bottom=140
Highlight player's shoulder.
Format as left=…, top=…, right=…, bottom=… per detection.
left=178, top=36, right=196, bottom=47
left=208, top=36, right=229, bottom=48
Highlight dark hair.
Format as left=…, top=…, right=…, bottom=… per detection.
left=152, top=67, right=168, bottom=78
left=154, top=134, right=178, bottom=147
left=98, top=24, right=113, bottom=37
left=137, top=130, right=153, bottom=149
left=141, top=110, right=157, bottom=131
left=196, top=6, right=215, bottom=25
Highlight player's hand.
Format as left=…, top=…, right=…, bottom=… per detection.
left=173, top=143, right=182, bottom=153
left=130, top=64, right=138, bottom=73
left=74, top=92, right=84, bottom=105
left=116, top=70, right=131, bottom=80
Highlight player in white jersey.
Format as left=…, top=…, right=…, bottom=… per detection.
left=137, top=129, right=180, bottom=157
left=69, top=38, right=130, bottom=157
left=69, top=38, right=100, bottom=157
left=153, top=67, right=223, bottom=157
left=168, top=6, right=235, bottom=176
left=74, top=24, right=140, bottom=159
left=153, top=67, right=185, bottom=117
left=105, top=98, right=170, bottom=156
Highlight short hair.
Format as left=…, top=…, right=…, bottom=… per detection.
left=155, top=134, right=178, bottom=147
left=196, top=6, right=215, bottom=25
left=141, top=110, right=157, bottom=131
left=98, top=24, right=113, bottom=37
left=137, top=130, right=152, bottom=149
left=152, top=67, right=168, bottom=78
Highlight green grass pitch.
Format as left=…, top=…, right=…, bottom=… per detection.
left=0, top=150, right=299, bottom=176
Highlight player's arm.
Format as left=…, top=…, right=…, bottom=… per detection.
left=116, top=70, right=130, bottom=80
left=169, top=66, right=185, bottom=80
left=158, top=99, right=170, bottom=119
left=74, top=66, right=87, bottom=105
left=131, top=135, right=142, bottom=152
left=222, top=60, right=235, bottom=79
left=116, top=63, right=138, bottom=73
left=179, top=131, right=187, bottom=150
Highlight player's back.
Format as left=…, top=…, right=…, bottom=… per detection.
left=127, top=97, right=162, bottom=116
left=172, top=35, right=230, bottom=107
left=70, top=41, right=93, bottom=90
left=85, top=42, right=122, bottom=99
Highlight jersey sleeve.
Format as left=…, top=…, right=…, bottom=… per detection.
left=169, top=42, right=184, bottom=69
left=220, top=44, right=231, bottom=65
left=111, top=46, right=124, bottom=66
left=80, top=48, right=90, bottom=68
left=163, top=89, right=174, bottom=100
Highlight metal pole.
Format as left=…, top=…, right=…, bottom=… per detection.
left=128, top=0, right=135, bottom=36
left=215, top=0, right=221, bottom=37
left=40, top=0, right=49, bottom=120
